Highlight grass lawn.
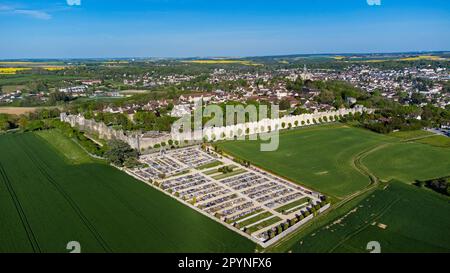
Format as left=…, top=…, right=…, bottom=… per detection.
left=388, top=130, right=450, bottom=148
left=226, top=209, right=263, bottom=223
left=388, top=130, right=434, bottom=140
left=238, top=212, right=273, bottom=227
left=246, top=216, right=282, bottom=234
left=218, top=124, right=388, bottom=198
left=281, top=181, right=450, bottom=253
left=0, top=74, right=86, bottom=86
left=275, top=197, right=310, bottom=214
left=212, top=168, right=247, bottom=180
left=196, top=160, right=223, bottom=170
left=203, top=164, right=237, bottom=175
left=0, top=132, right=255, bottom=253
left=203, top=169, right=220, bottom=175
left=35, top=130, right=98, bottom=165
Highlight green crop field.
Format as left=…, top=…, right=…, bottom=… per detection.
left=218, top=124, right=450, bottom=253
left=218, top=124, right=450, bottom=198
left=363, top=142, right=450, bottom=183
left=388, top=130, right=435, bottom=140
left=279, top=181, right=450, bottom=253
left=0, top=132, right=255, bottom=253
left=414, top=135, right=450, bottom=148
left=218, top=124, right=389, bottom=198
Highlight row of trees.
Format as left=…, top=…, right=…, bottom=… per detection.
left=103, top=139, right=140, bottom=167
left=1, top=109, right=141, bottom=168
left=341, top=103, right=450, bottom=134
left=0, top=108, right=61, bottom=132
left=262, top=200, right=330, bottom=240
left=415, top=176, right=450, bottom=196
left=0, top=114, right=18, bottom=131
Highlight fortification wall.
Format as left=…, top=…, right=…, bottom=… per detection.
left=61, top=106, right=372, bottom=151
left=172, top=106, right=372, bottom=142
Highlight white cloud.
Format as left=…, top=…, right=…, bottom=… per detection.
left=67, top=0, right=81, bottom=6
left=0, top=5, right=52, bottom=20
left=14, top=9, right=52, bottom=20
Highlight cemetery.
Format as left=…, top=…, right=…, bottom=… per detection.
left=128, top=146, right=330, bottom=247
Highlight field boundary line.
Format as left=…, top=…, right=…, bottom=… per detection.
left=352, top=142, right=391, bottom=184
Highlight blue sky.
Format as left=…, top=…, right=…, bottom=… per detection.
left=0, top=0, right=449, bottom=58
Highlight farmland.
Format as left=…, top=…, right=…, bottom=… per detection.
left=1, top=124, right=449, bottom=253
left=182, top=60, right=262, bottom=66
left=271, top=181, right=450, bottom=253
left=217, top=125, right=450, bottom=198
left=0, top=61, right=66, bottom=74
left=218, top=124, right=389, bottom=199
left=0, top=67, right=64, bottom=75
left=0, top=68, right=32, bottom=75
left=362, top=142, right=450, bottom=183
left=218, top=124, right=450, bottom=252
left=0, top=74, right=84, bottom=87
left=0, top=107, right=39, bottom=115
left=0, top=132, right=255, bottom=253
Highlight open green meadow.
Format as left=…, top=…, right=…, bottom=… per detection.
left=277, top=181, right=450, bottom=253
left=0, top=132, right=255, bottom=253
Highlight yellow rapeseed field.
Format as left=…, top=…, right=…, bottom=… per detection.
left=398, top=55, right=445, bottom=61
left=362, top=55, right=447, bottom=63
left=0, top=66, right=65, bottom=74
left=0, top=68, right=32, bottom=74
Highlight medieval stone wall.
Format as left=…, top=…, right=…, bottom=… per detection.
left=61, top=106, right=372, bottom=151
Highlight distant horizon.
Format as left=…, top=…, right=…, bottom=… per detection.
left=1, top=50, right=450, bottom=61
